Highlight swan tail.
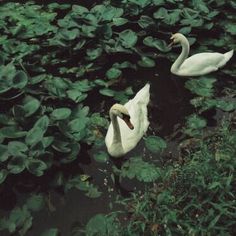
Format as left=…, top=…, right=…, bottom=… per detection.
left=222, top=49, right=234, bottom=66
left=133, top=83, right=150, bottom=105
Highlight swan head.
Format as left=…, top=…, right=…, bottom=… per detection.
left=109, top=104, right=134, bottom=130
left=169, top=33, right=186, bottom=46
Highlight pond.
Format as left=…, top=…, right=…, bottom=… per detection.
left=0, top=0, right=236, bottom=235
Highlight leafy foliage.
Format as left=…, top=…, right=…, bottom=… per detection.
left=93, top=123, right=236, bottom=235
left=0, top=0, right=236, bottom=235
left=117, top=157, right=161, bottom=182
left=85, top=213, right=121, bottom=236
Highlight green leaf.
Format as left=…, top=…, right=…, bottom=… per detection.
left=215, top=100, right=235, bottom=112
left=0, top=144, right=9, bottom=162
left=112, top=17, right=128, bottom=26
left=12, top=71, right=28, bottom=89
left=72, top=5, right=89, bottom=15
left=186, top=114, right=207, bottom=130
left=86, top=48, right=103, bottom=60
left=0, top=169, right=8, bottom=184
left=185, top=78, right=216, bottom=97
left=192, top=0, right=209, bottom=13
left=99, top=88, right=115, bottom=97
left=138, top=15, right=154, bottom=28
left=51, top=108, right=72, bottom=120
left=143, top=36, right=169, bottom=52
left=40, top=228, right=59, bottom=236
left=25, top=116, right=49, bottom=146
left=106, top=68, right=122, bottom=80
left=67, top=90, right=87, bottom=103
left=85, top=214, right=107, bottom=236
left=0, top=126, right=27, bottom=139
left=225, top=23, right=236, bottom=35
left=26, top=159, right=47, bottom=176
left=8, top=141, right=28, bottom=156
left=138, top=56, right=155, bottom=67
left=121, top=157, right=160, bottom=182
left=145, top=136, right=167, bottom=153
left=25, top=194, right=45, bottom=212
left=7, top=156, right=25, bottom=174
left=93, top=151, right=109, bottom=163
left=119, top=29, right=138, bottom=48
left=22, top=96, right=41, bottom=117
left=153, top=7, right=168, bottom=19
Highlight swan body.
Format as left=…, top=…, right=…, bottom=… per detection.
left=170, top=33, right=234, bottom=76
left=105, top=83, right=150, bottom=157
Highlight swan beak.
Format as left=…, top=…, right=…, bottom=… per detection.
left=123, top=117, right=134, bottom=130
left=168, top=41, right=174, bottom=48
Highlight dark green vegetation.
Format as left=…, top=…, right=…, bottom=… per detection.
left=0, top=0, right=235, bottom=235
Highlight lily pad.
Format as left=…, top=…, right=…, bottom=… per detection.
left=145, top=136, right=167, bottom=153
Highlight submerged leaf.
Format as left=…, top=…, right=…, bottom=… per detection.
left=138, top=56, right=155, bottom=67
left=145, top=136, right=167, bottom=153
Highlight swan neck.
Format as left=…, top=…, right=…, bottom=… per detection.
left=110, top=112, right=122, bottom=144
left=171, top=37, right=189, bottom=72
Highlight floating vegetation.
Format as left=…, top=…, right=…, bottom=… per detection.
left=0, top=0, right=235, bottom=235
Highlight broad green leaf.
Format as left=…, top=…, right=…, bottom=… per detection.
left=86, top=214, right=107, bottom=236
left=72, top=5, right=89, bottom=15
left=192, top=0, right=209, bottom=13
left=138, top=56, right=155, bottom=67
left=86, top=48, right=103, bottom=60
left=145, top=136, right=167, bottom=153
left=26, top=159, right=47, bottom=176
left=185, top=78, right=216, bottom=97
left=25, top=116, right=49, bottom=146
left=153, top=7, right=168, bottom=19
left=119, top=29, right=138, bottom=48
left=186, top=114, right=207, bottom=130
left=51, top=108, right=72, bottom=120
left=106, top=68, right=122, bottom=80
left=22, top=96, right=40, bottom=117
left=138, top=15, right=154, bottom=28
left=67, top=90, right=87, bottom=103
left=99, top=88, right=115, bottom=97
left=93, top=151, right=109, bottom=163
left=12, top=71, right=28, bottom=89
left=225, top=23, right=236, bottom=35
left=52, top=140, right=71, bottom=153
left=121, top=157, right=160, bottom=182
left=0, top=126, right=27, bottom=139
left=112, top=17, right=128, bottom=26
left=61, top=143, right=81, bottom=163
left=0, top=144, right=9, bottom=162
left=7, top=156, right=25, bottom=174
left=143, top=36, right=169, bottom=52
left=25, top=194, right=45, bottom=212
left=85, top=184, right=102, bottom=198
left=8, top=141, right=28, bottom=156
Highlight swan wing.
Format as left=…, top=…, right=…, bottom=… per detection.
left=179, top=52, right=226, bottom=76
left=122, top=84, right=150, bottom=152
left=105, top=84, right=150, bottom=153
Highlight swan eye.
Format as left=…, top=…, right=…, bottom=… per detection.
left=122, top=114, right=130, bottom=120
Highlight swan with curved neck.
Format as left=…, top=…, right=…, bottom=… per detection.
left=170, top=33, right=234, bottom=76
left=105, top=84, right=150, bottom=157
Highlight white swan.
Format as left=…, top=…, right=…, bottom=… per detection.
left=105, top=83, right=150, bottom=157
left=170, top=33, right=234, bottom=76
